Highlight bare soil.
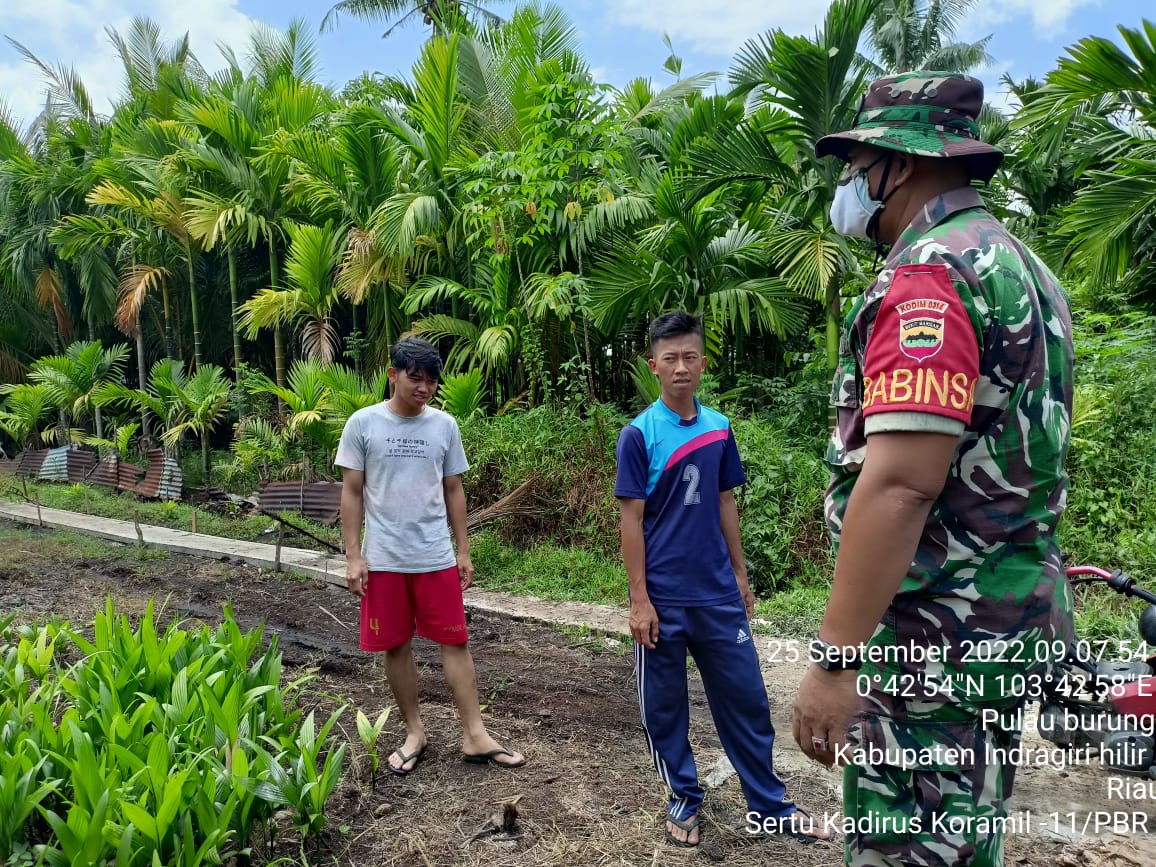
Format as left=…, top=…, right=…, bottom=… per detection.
left=1, top=520, right=1149, bottom=866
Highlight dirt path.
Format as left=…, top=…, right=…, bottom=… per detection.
left=2, top=520, right=1150, bottom=866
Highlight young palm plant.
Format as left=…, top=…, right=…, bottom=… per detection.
left=248, top=359, right=339, bottom=480
left=25, top=340, right=131, bottom=444
left=0, top=383, right=53, bottom=451
left=95, top=358, right=231, bottom=481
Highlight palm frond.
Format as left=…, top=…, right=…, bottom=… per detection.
left=115, top=265, right=169, bottom=336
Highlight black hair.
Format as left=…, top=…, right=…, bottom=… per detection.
left=649, top=311, right=703, bottom=352
left=390, top=337, right=443, bottom=379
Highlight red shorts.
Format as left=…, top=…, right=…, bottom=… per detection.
left=360, top=567, right=469, bottom=651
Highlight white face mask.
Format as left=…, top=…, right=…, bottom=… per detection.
left=829, top=171, right=883, bottom=238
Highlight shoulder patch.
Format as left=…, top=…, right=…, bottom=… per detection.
left=891, top=264, right=955, bottom=363
left=861, top=262, right=979, bottom=424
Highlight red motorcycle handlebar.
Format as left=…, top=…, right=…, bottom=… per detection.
left=1065, top=566, right=1113, bottom=581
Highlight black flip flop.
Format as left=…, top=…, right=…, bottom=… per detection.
left=387, top=745, right=426, bottom=777
left=462, top=747, right=527, bottom=769
left=664, top=812, right=702, bottom=848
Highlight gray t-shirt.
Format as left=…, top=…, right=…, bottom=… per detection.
left=334, top=402, right=469, bottom=572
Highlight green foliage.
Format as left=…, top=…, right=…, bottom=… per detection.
left=730, top=416, right=833, bottom=592
left=354, top=708, right=391, bottom=790
left=460, top=405, right=623, bottom=552
left=0, top=384, right=53, bottom=451
left=471, top=530, right=626, bottom=604
left=1060, top=311, right=1156, bottom=582
left=437, top=368, right=486, bottom=419
left=0, top=601, right=347, bottom=865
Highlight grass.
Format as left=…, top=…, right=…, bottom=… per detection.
left=0, top=524, right=168, bottom=566
left=0, top=473, right=341, bottom=548
left=471, top=530, right=626, bottom=606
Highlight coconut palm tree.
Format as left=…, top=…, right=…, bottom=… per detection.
left=322, top=0, right=507, bottom=39
left=862, top=0, right=992, bottom=75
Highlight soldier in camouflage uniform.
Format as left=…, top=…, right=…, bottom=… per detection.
left=791, top=72, right=1074, bottom=867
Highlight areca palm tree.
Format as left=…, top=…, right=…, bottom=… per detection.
left=0, top=383, right=53, bottom=450
left=724, top=0, right=879, bottom=367
left=1014, top=20, right=1156, bottom=301
left=86, top=148, right=207, bottom=367
left=0, top=51, right=117, bottom=353
left=180, top=26, right=335, bottom=385
left=272, top=103, right=406, bottom=356
left=24, top=339, right=131, bottom=443
left=248, top=359, right=339, bottom=480
left=237, top=222, right=349, bottom=363
left=588, top=171, right=809, bottom=350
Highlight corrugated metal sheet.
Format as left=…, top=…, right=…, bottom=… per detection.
left=258, top=480, right=343, bottom=525
left=14, top=449, right=47, bottom=477
left=153, top=451, right=183, bottom=501
left=7, top=447, right=94, bottom=480
left=66, top=449, right=95, bottom=482
left=83, top=449, right=182, bottom=500
left=38, top=447, right=70, bottom=482
left=86, top=453, right=121, bottom=489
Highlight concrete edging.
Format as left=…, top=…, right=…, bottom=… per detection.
left=0, top=500, right=629, bottom=637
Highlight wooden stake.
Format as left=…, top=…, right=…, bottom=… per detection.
left=274, top=524, right=284, bottom=573
left=34, top=492, right=43, bottom=528
left=133, top=510, right=144, bottom=547
left=191, top=510, right=198, bottom=534
left=84, top=489, right=90, bottom=514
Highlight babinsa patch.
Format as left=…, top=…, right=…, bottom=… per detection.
left=896, top=297, right=947, bottom=361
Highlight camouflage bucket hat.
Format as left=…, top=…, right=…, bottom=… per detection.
left=815, top=71, right=1003, bottom=182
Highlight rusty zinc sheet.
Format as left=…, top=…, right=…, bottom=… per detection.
left=86, top=453, right=121, bottom=489
left=8, top=447, right=94, bottom=481
left=66, top=448, right=95, bottom=482
left=13, top=449, right=48, bottom=477
left=258, top=480, right=343, bottom=525
left=83, top=449, right=181, bottom=500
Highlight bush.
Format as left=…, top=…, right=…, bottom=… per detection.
left=731, top=416, right=833, bottom=593
left=461, top=404, right=626, bottom=554
left=1061, top=312, right=1156, bottom=582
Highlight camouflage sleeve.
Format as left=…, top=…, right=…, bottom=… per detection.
left=860, top=263, right=979, bottom=429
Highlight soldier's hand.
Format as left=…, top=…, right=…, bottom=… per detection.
left=793, top=666, right=859, bottom=767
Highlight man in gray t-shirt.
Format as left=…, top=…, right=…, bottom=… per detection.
left=336, top=337, right=526, bottom=775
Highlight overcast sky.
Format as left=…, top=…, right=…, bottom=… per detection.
left=0, top=0, right=1134, bottom=129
